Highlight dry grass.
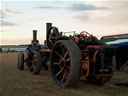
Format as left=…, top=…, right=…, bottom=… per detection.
left=0, top=52, right=128, bottom=96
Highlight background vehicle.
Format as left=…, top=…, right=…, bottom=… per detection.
left=101, top=34, right=128, bottom=72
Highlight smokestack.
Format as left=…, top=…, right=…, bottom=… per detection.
left=46, top=23, right=52, bottom=39
left=33, top=30, right=37, bottom=41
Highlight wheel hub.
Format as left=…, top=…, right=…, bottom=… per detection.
left=59, top=58, right=66, bottom=68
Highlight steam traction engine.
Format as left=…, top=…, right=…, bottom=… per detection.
left=17, top=23, right=116, bottom=87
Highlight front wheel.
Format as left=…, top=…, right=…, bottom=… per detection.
left=50, top=40, right=82, bottom=87
left=17, top=52, right=24, bottom=70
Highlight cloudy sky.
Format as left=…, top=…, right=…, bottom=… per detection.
left=1, top=0, right=128, bottom=45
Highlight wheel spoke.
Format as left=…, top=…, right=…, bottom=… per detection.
left=60, top=46, right=65, bottom=57
left=55, top=51, right=62, bottom=58
left=66, top=58, right=70, bottom=62
left=56, top=69, right=63, bottom=76
left=65, top=65, right=70, bottom=69
left=61, top=72, right=66, bottom=82
left=64, top=51, right=68, bottom=59
left=54, top=62, right=60, bottom=65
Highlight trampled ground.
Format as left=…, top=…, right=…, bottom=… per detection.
left=0, top=52, right=128, bottom=96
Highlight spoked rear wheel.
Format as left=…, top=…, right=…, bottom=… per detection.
left=50, top=40, right=82, bottom=87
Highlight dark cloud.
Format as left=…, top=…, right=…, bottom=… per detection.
left=68, top=3, right=107, bottom=11
left=1, top=20, right=17, bottom=26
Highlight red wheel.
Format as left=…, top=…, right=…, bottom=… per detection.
left=80, top=31, right=92, bottom=42
left=50, top=40, right=82, bottom=87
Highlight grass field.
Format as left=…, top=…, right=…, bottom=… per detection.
left=0, top=52, right=128, bottom=96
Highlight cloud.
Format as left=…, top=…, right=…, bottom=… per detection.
left=68, top=3, right=107, bottom=11
left=0, top=5, right=19, bottom=19
left=0, top=5, right=19, bottom=27
left=34, top=5, right=63, bottom=9
left=74, top=13, right=90, bottom=21
left=1, top=20, right=17, bottom=26
left=34, top=3, right=107, bottom=11
left=73, top=1, right=128, bottom=26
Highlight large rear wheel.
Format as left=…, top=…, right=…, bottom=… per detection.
left=50, top=40, right=82, bottom=87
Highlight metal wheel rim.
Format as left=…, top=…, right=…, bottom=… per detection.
left=51, top=44, right=71, bottom=83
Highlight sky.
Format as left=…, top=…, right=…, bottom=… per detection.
left=1, top=0, right=128, bottom=45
